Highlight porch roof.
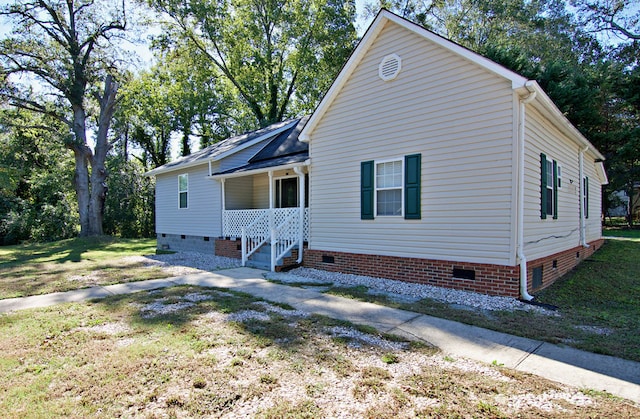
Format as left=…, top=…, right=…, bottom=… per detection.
left=144, top=118, right=300, bottom=177
left=209, top=154, right=309, bottom=180
left=209, top=116, right=310, bottom=180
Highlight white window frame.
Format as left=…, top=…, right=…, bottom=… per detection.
left=178, top=173, right=188, bottom=209
left=545, top=159, right=555, bottom=217
left=556, top=164, right=562, bottom=189
left=274, top=175, right=299, bottom=208
left=374, top=158, right=404, bottom=217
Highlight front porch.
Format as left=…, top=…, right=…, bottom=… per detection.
left=213, top=163, right=310, bottom=271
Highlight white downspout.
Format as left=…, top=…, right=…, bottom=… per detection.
left=517, top=82, right=537, bottom=301
left=294, top=166, right=305, bottom=263
left=579, top=147, right=589, bottom=248
left=221, top=178, right=226, bottom=237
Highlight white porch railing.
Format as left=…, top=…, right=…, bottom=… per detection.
left=240, top=211, right=270, bottom=266
left=223, top=208, right=309, bottom=269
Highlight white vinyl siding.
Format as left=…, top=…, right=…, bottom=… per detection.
left=156, top=164, right=221, bottom=237
left=584, top=163, right=602, bottom=242
left=523, top=104, right=602, bottom=260
left=308, top=21, right=515, bottom=265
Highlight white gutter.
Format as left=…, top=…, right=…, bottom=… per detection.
left=208, top=160, right=310, bottom=180
left=517, top=81, right=537, bottom=301
left=579, top=147, right=589, bottom=248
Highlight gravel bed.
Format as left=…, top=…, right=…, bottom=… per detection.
left=280, top=267, right=555, bottom=314
left=138, top=250, right=553, bottom=313
left=125, top=252, right=241, bottom=273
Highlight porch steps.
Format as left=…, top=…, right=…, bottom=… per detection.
left=246, top=244, right=292, bottom=271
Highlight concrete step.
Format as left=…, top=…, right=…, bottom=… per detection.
left=245, top=260, right=270, bottom=270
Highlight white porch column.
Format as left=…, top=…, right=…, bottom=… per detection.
left=268, top=170, right=274, bottom=209
left=220, top=178, right=226, bottom=237
left=294, top=166, right=305, bottom=263
left=268, top=171, right=275, bottom=271
left=221, top=178, right=226, bottom=211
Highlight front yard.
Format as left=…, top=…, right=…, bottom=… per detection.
left=0, top=235, right=639, bottom=415
left=1, top=284, right=638, bottom=417
left=1, top=235, right=639, bottom=363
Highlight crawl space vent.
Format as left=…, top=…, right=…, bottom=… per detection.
left=378, top=54, right=402, bottom=81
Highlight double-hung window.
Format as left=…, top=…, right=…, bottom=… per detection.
left=361, top=154, right=421, bottom=220
left=540, top=154, right=558, bottom=219
left=178, top=174, right=188, bottom=209
left=376, top=160, right=403, bottom=216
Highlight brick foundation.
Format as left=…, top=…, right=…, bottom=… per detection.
left=526, top=239, right=604, bottom=293
left=216, top=237, right=604, bottom=297
left=215, top=237, right=242, bottom=259
left=303, top=250, right=521, bottom=297
left=303, top=239, right=605, bottom=298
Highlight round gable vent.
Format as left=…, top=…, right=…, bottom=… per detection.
left=378, top=53, right=402, bottom=81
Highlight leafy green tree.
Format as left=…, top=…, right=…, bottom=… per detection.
left=120, top=69, right=175, bottom=167
left=147, top=0, right=358, bottom=128
left=119, top=43, right=232, bottom=166
left=103, top=155, right=155, bottom=238
left=0, top=109, right=79, bottom=244
left=0, top=0, right=126, bottom=237
left=571, top=0, right=640, bottom=40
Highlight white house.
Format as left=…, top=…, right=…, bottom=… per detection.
left=146, top=10, right=607, bottom=299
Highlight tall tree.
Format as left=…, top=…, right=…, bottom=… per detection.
left=147, top=0, right=358, bottom=128
left=571, top=0, right=640, bottom=40
left=0, top=0, right=126, bottom=236
left=0, top=108, right=79, bottom=244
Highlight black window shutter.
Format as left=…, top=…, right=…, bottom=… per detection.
left=404, top=154, right=421, bottom=219
left=540, top=153, right=547, bottom=219
left=553, top=160, right=558, bottom=219
left=361, top=160, right=374, bottom=220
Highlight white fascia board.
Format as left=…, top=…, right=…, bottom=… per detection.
left=381, top=11, right=529, bottom=89
left=299, top=11, right=389, bottom=142
left=596, top=162, right=609, bottom=185
left=525, top=81, right=605, bottom=161
left=208, top=159, right=310, bottom=181
left=211, top=120, right=299, bottom=161
left=144, top=159, right=209, bottom=177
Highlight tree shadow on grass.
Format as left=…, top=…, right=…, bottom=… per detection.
left=92, top=284, right=402, bottom=357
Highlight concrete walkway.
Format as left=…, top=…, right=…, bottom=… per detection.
left=1, top=267, right=638, bottom=404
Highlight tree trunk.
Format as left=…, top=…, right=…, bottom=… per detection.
left=88, top=75, right=119, bottom=236
left=70, top=105, right=93, bottom=237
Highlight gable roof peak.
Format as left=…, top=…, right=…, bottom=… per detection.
left=300, top=8, right=529, bottom=143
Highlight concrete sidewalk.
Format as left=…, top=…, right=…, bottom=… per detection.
left=1, top=267, right=638, bottom=404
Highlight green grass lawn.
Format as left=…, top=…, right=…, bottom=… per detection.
left=2, top=235, right=638, bottom=363
left=0, top=236, right=166, bottom=299
left=603, top=227, right=640, bottom=241
left=0, top=285, right=637, bottom=417
left=326, top=238, right=640, bottom=363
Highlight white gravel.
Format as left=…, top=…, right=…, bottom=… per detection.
left=328, top=326, right=409, bottom=351
left=122, top=252, right=240, bottom=276
left=270, top=267, right=555, bottom=314
left=131, top=251, right=555, bottom=314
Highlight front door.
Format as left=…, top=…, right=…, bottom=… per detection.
left=276, top=177, right=298, bottom=208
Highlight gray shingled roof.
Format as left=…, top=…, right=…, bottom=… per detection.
left=145, top=118, right=300, bottom=176
left=210, top=116, right=309, bottom=177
